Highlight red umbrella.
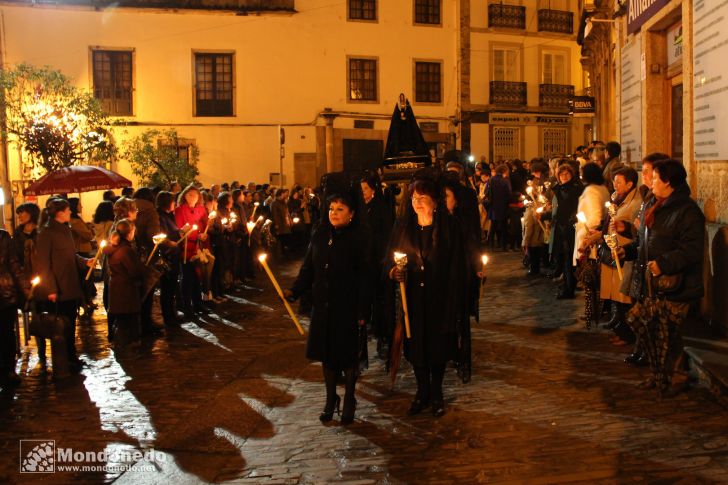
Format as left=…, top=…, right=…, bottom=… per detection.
left=24, top=165, right=131, bottom=196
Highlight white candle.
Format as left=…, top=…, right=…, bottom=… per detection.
left=258, top=253, right=304, bottom=335
left=86, top=240, right=107, bottom=280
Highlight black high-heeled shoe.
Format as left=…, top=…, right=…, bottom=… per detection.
left=431, top=398, right=445, bottom=418
left=319, top=395, right=341, bottom=423
left=341, top=396, right=357, bottom=425
left=407, top=398, right=430, bottom=416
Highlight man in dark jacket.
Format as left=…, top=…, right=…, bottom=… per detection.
left=35, top=198, right=91, bottom=370
left=603, top=141, right=624, bottom=193
left=133, top=188, right=164, bottom=337
left=487, top=164, right=512, bottom=251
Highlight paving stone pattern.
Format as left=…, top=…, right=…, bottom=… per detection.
left=1, top=252, right=727, bottom=484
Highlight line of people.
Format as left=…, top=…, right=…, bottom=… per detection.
left=512, top=142, right=704, bottom=399
left=0, top=181, right=320, bottom=385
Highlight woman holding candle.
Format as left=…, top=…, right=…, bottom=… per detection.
left=104, top=219, right=146, bottom=346
left=35, top=198, right=93, bottom=371
left=156, top=191, right=181, bottom=326
left=574, top=163, right=610, bottom=328
left=595, top=167, right=642, bottom=343
left=549, top=163, right=583, bottom=299
left=387, top=176, right=467, bottom=417
left=285, top=180, right=370, bottom=425
left=209, top=192, right=235, bottom=302
left=175, top=185, right=208, bottom=317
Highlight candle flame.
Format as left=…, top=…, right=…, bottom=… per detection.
left=394, top=251, right=407, bottom=263
left=246, top=221, right=256, bottom=230
left=604, top=201, right=611, bottom=208
left=536, top=207, right=544, bottom=214
left=254, top=202, right=260, bottom=207
left=31, top=276, right=40, bottom=286
left=221, top=218, right=229, bottom=225
left=99, top=240, right=107, bottom=248
left=257, top=215, right=264, bottom=222
left=209, top=210, right=217, bottom=219
left=258, top=253, right=268, bottom=262
left=481, top=255, right=489, bottom=265
left=153, top=233, right=167, bottom=243
left=292, top=217, right=300, bottom=224
left=526, top=186, right=533, bottom=195
left=576, top=212, right=587, bottom=224
left=192, top=224, right=198, bottom=231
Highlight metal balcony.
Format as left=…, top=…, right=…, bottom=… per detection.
left=488, top=4, right=526, bottom=29
left=537, top=9, right=574, bottom=34
left=490, top=81, right=527, bottom=106
left=539, top=84, right=575, bottom=110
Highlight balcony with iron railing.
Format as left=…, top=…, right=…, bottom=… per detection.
left=488, top=4, right=526, bottom=29
left=490, top=81, right=528, bottom=107
left=537, top=9, right=574, bottom=34
left=539, top=84, right=575, bottom=110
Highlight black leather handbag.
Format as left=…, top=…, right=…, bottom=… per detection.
left=29, top=303, right=68, bottom=339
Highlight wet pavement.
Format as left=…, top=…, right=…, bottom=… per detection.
left=1, top=252, right=727, bottom=484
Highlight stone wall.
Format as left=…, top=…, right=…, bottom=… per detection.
left=697, top=162, right=728, bottom=224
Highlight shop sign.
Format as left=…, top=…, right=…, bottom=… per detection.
left=628, top=0, right=670, bottom=34
left=568, top=96, right=596, bottom=115
left=489, top=114, right=570, bottom=125
left=667, top=22, right=683, bottom=66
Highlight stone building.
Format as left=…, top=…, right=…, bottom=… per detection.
left=0, top=0, right=458, bottom=202
left=459, top=0, right=592, bottom=163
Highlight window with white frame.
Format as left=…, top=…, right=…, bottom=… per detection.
left=492, top=47, right=520, bottom=82
left=542, top=50, right=568, bottom=85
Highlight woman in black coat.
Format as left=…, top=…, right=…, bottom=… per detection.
left=105, top=219, right=146, bottom=346
left=285, top=190, right=370, bottom=425
left=623, top=159, right=705, bottom=396
left=34, top=198, right=92, bottom=370
left=388, top=176, right=469, bottom=418
left=0, top=229, right=28, bottom=386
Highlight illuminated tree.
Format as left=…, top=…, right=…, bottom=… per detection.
left=123, top=129, right=200, bottom=189
left=0, top=63, right=115, bottom=175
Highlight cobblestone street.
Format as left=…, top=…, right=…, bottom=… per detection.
left=1, top=252, right=727, bottom=484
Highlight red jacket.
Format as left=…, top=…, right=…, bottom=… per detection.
left=174, top=204, right=208, bottom=261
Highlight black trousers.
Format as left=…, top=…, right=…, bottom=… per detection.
left=110, top=313, right=140, bottom=346
left=488, top=219, right=508, bottom=250
left=181, top=262, right=202, bottom=311
left=528, top=245, right=543, bottom=274
left=0, top=306, right=17, bottom=372
left=414, top=364, right=446, bottom=402
left=159, top=265, right=179, bottom=324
